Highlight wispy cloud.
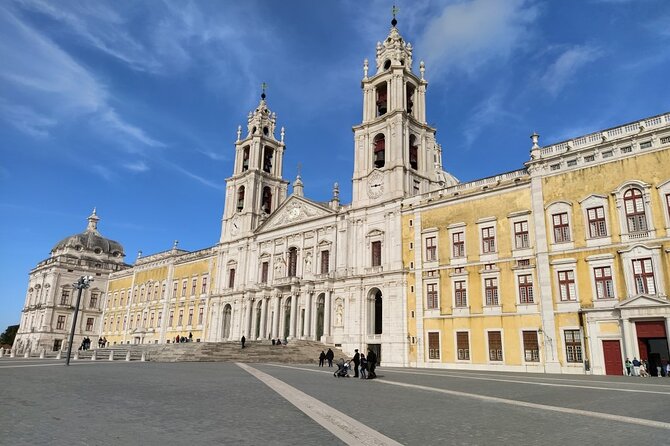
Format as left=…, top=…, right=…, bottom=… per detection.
left=123, top=160, right=150, bottom=173
left=0, top=99, right=56, bottom=138
left=417, top=0, right=540, bottom=77
left=540, top=45, right=602, bottom=96
left=463, top=94, right=519, bottom=148
left=163, top=160, right=222, bottom=190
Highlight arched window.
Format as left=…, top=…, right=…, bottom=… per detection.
left=237, top=186, right=245, bottom=212
left=263, top=146, right=273, bottom=173
left=624, top=188, right=647, bottom=233
left=406, top=84, right=415, bottom=115
left=373, top=134, right=385, bottom=168
left=288, top=247, right=298, bottom=277
left=242, top=146, right=250, bottom=171
left=376, top=84, right=387, bottom=116
left=409, top=135, right=418, bottom=170
left=262, top=186, right=272, bottom=214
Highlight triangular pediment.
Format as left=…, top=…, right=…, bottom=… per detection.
left=616, top=294, right=670, bottom=309
left=255, top=195, right=335, bottom=232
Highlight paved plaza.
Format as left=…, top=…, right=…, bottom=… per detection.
left=1, top=358, right=669, bottom=445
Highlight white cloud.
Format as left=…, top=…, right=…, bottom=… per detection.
left=417, top=0, right=539, bottom=77
left=0, top=100, right=56, bottom=138
left=462, top=94, right=518, bottom=148
left=124, top=160, right=150, bottom=173
left=163, top=160, right=222, bottom=190
left=540, top=45, right=602, bottom=96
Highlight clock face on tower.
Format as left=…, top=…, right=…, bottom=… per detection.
left=367, top=171, right=384, bottom=198
left=230, top=215, right=241, bottom=236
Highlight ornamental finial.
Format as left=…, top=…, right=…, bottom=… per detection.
left=261, top=82, right=267, bottom=100
left=391, top=4, right=399, bottom=27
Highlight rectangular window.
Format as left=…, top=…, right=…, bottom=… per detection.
left=120, top=292, right=125, bottom=306
left=425, top=236, right=437, bottom=261
left=485, top=277, right=499, bottom=306
left=89, top=293, right=98, bottom=309
left=455, top=281, right=467, bottom=307
left=142, top=313, right=147, bottom=328
left=514, top=221, right=529, bottom=249
left=518, top=274, right=534, bottom=304
left=178, top=310, right=183, bottom=326
left=201, top=277, right=207, bottom=294
left=632, top=258, right=656, bottom=294
left=56, top=315, right=66, bottom=330
left=161, top=283, right=166, bottom=298
left=60, top=290, right=70, bottom=305
left=523, top=331, right=540, bottom=362
left=481, top=227, right=496, bottom=253
left=116, top=317, right=121, bottom=331
left=426, top=283, right=438, bottom=309
left=371, top=241, right=382, bottom=267
left=321, top=250, right=330, bottom=274
left=181, top=281, right=187, bottom=297
left=666, top=194, right=670, bottom=220
left=452, top=232, right=465, bottom=258
left=150, top=312, right=155, bottom=327
left=457, top=332, right=470, bottom=360
left=188, top=308, right=194, bottom=326
left=552, top=212, right=571, bottom=243
left=488, top=331, right=503, bottom=361
left=198, top=307, right=204, bottom=325
left=594, top=266, right=615, bottom=299
left=173, top=282, right=178, bottom=298
left=558, top=270, right=576, bottom=301
left=428, top=332, right=440, bottom=359
left=169, top=310, right=174, bottom=327
left=564, top=330, right=583, bottom=363
left=229, top=269, right=236, bottom=288
left=261, top=262, right=269, bottom=283
left=191, top=278, right=197, bottom=295
left=157, top=311, right=162, bottom=327
left=587, top=207, right=607, bottom=238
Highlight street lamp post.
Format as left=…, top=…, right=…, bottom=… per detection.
left=65, top=275, right=94, bottom=366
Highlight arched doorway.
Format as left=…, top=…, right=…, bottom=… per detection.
left=368, top=288, right=383, bottom=335
left=222, top=304, right=232, bottom=340
left=316, top=294, right=325, bottom=340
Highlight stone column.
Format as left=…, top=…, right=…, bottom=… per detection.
left=289, top=294, right=298, bottom=338
left=272, top=296, right=281, bottom=339
left=324, top=290, right=332, bottom=337
left=259, top=298, right=268, bottom=340
left=304, top=292, right=312, bottom=340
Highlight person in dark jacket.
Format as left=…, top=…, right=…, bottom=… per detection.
left=352, top=349, right=360, bottom=377
left=319, top=351, right=326, bottom=367
left=325, top=348, right=334, bottom=367
left=367, top=349, right=377, bottom=379
left=241, top=335, right=246, bottom=349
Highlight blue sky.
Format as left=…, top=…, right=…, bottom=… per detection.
left=1, top=0, right=669, bottom=330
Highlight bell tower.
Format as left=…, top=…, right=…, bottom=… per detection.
left=351, top=14, right=457, bottom=207
left=220, top=88, right=289, bottom=242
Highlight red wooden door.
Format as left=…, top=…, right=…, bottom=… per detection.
left=602, top=340, right=623, bottom=375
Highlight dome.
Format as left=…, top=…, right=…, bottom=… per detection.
left=51, top=209, right=125, bottom=258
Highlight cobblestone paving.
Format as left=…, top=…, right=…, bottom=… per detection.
left=2, top=358, right=669, bottom=445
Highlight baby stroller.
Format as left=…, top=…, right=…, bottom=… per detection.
left=333, top=358, right=353, bottom=377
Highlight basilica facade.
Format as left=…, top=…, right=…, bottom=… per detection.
left=13, top=20, right=670, bottom=374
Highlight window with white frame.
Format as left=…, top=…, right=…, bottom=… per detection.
left=594, top=266, right=615, bottom=299
left=484, top=277, right=499, bottom=306
left=428, top=332, right=440, bottom=359
left=452, top=231, right=465, bottom=258
left=587, top=206, right=607, bottom=238
left=425, top=236, right=437, bottom=261
left=514, top=221, right=529, bottom=249
left=523, top=331, right=540, bottom=362
left=454, top=281, right=467, bottom=307
left=558, top=270, right=577, bottom=301
left=488, top=331, right=503, bottom=361
left=518, top=274, right=534, bottom=304
left=456, top=332, right=470, bottom=360
left=552, top=213, right=571, bottom=243
left=426, top=283, right=439, bottom=309
left=613, top=182, right=655, bottom=240
left=624, top=188, right=648, bottom=233
left=481, top=227, right=496, bottom=253
left=632, top=258, right=656, bottom=294
left=564, top=330, right=583, bottom=363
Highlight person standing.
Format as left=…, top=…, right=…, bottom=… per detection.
left=625, top=358, right=632, bottom=376
left=326, top=348, right=334, bottom=367
left=360, top=354, right=368, bottom=379
left=352, top=349, right=360, bottom=377
left=319, top=351, right=326, bottom=367
left=367, top=349, right=377, bottom=379
left=632, top=357, right=641, bottom=376
left=241, top=335, right=246, bottom=349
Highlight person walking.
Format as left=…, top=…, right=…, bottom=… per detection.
left=241, top=335, right=246, bottom=349
left=625, top=358, right=632, bottom=376
left=326, top=348, right=334, bottom=367
left=319, top=351, right=326, bottom=367
left=360, top=353, right=368, bottom=379
left=189, top=332, right=193, bottom=342
left=632, top=357, right=641, bottom=376
left=367, top=349, right=377, bottom=379
left=352, top=349, right=360, bottom=378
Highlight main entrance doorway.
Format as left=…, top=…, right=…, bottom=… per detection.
left=602, top=340, right=623, bottom=375
left=636, top=321, right=669, bottom=376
